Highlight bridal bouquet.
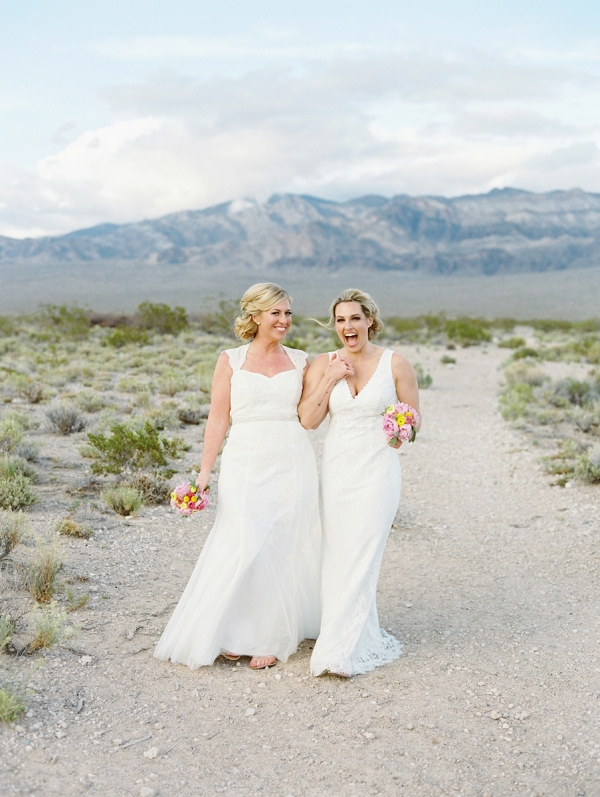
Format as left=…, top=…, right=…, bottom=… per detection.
left=170, top=482, right=209, bottom=516
left=382, top=403, right=420, bottom=446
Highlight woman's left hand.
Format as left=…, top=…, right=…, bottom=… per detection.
left=389, top=439, right=403, bottom=449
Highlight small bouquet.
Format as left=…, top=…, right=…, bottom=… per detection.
left=170, top=482, right=209, bottom=516
left=382, top=403, right=420, bottom=446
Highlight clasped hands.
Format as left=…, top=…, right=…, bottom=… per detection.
left=328, top=352, right=354, bottom=381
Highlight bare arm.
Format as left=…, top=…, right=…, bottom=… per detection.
left=298, top=353, right=353, bottom=429
left=391, top=352, right=422, bottom=443
left=195, top=352, right=232, bottom=492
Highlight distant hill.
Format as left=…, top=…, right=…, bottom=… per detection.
left=2, top=188, right=600, bottom=275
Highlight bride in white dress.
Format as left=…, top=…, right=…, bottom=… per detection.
left=155, top=283, right=321, bottom=670
left=299, top=289, right=421, bottom=677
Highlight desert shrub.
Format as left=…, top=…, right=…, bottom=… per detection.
left=8, top=374, right=46, bottom=403
left=0, top=473, right=37, bottom=510
left=125, top=472, right=171, bottom=504
left=55, top=517, right=92, bottom=539
left=65, top=587, right=89, bottom=611
left=25, top=542, right=62, bottom=603
left=87, top=421, right=181, bottom=475
left=440, top=355, right=456, bottom=364
left=0, top=615, right=16, bottom=651
left=498, top=336, right=526, bottom=349
left=445, top=317, right=491, bottom=347
left=178, top=406, right=209, bottom=425
left=102, top=486, right=143, bottom=516
left=413, top=363, right=432, bottom=389
left=75, top=390, right=107, bottom=413
left=197, top=297, right=239, bottom=337
left=0, top=510, right=30, bottom=559
left=529, top=319, right=573, bottom=333
left=27, top=601, right=70, bottom=651
left=553, top=378, right=593, bottom=408
left=504, top=361, right=547, bottom=387
left=499, top=383, right=534, bottom=420
left=513, top=347, right=540, bottom=360
left=157, top=372, right=189, bottom=396
left=39, top=304, right=90, bottom=339
left=0, top=455, right=37, bottom=483
left=145, top=403, right=181, bottom=430
left=0, top=416, right=24, bottom=453
left=0, top=315, right=16, bottom=337
left=117, top=377, right=153, bottom=393
left=575, top=444, right=600, bottom=483
left=46, top=404, right=86, bottom=435
left=104, top=326, right=149, bottom=348
left=0, top=686, right=25, bottom=722
left=138, top=302, right=188, bottom=335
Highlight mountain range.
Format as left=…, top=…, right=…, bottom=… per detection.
left=2, top=187, right=600, bottom=275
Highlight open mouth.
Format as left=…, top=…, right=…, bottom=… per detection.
left=344, top=333, right=358, bottom=345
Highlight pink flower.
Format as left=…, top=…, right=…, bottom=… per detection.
left=383, top=415, right=399, bottom=440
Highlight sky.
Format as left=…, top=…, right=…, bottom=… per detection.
left=1, top=0, right=600, bottom=238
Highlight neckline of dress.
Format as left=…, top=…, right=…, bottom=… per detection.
left=238, top=342, right=298, bottom=379
left=341, top=348, right=388, bottom=400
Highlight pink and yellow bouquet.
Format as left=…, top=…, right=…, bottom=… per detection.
left=382, top=403, right=420, bottom=446
left=170, top=482, right=209, bottom=516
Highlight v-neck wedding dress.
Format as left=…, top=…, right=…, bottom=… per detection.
left=155, top=344, right=322, bottom=669
left=310, top=348, right=402, bottom=676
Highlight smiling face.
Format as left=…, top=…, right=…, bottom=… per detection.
left=334, top=301, right=373, bottom=352
left=253, top=298, right=292, bottom=341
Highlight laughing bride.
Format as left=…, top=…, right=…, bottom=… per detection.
left=299, top=288, right=421, bottom=677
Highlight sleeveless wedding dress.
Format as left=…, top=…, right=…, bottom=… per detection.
left=310, top=348, right=402, bottom=676
left=155, top=344, right=321, bottom=669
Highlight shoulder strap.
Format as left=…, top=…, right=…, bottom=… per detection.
left=282, top=345, right=309, bottom=372
left=225, top=344, right=249, bottom=372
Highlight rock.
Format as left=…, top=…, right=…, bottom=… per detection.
left=140, top=789, right=158, bottom=797
left=55, top=730, right=66, bottom=739
left=245, top=708, right=257, bottom=717
left=405, top=723, right=414, bottom=730
left=80, top=655, right=92, bottom=665
left=363, top=732, right=375, bottom=740
left=25, top=745, right=33, bottom=752
left=274, top=674, right=281, bottom=680
left=143, top=747, right=159, bottom=759
left=489, top=710, right=502, bottom=720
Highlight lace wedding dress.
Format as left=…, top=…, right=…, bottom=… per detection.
left=155, top=344, right=321, bottom=669
left=310, top=348, right=402, bottom=676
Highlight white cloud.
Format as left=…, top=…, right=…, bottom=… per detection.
left=2, top=47, right=600, bottom=238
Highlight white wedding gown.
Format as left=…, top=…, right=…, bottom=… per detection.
left=155, top=344, right=321, bottom=669
left=310, top=348, right=402, bottom=676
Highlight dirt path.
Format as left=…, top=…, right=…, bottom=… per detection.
left=1, top=346, right=599, bottom=797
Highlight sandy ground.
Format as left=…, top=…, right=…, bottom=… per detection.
left=1, top=344, right=599, bottom=797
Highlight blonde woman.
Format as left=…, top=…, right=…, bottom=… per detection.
left=299, top=289, right=421, bottom=677
left=155, top=284, right=321, bottom=670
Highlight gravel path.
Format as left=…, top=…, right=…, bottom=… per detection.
left=1, top=346, right=599, bottom=797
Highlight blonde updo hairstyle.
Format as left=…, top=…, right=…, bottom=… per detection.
left=234, top=282, right=291, bottom=341
left=329, top=288, right=383, bottom=341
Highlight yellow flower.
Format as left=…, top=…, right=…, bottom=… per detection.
left=385, top=405, right=395, bottom=414
left=183, top=495, right=189, bottom=502
left=395, top=413, right=406, bottom=425
left=190, top=485, right=197, bottom=493
left=171, top=492, right=176, bottom=500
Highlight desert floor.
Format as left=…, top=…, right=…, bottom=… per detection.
left=1, top=344, right=599, bottom=797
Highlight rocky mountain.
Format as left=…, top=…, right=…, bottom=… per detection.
left=2, top=188, right=600, bottom=275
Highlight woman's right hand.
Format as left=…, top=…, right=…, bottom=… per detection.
left=327, top=352, right=354, bottom=383
left=195, top=472, right=210, bottom=494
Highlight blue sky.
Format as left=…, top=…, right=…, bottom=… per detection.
left=1, top=0, right=600, bottom=237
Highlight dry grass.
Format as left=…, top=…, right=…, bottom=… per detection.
left=102, top=486, right=143, bottom=516
left=55, top=517, right=93, bottom=539
left=0, top=510, right=31, bottom=560
left=27, top=601, right=70, bottom=651
left=25, top=541, right=63, bottom=603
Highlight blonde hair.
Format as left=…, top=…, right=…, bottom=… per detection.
left=328, top=288, right=383, bottom=340
left=234, top=283, right=291, bottom=341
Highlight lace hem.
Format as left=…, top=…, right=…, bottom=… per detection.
left=311, top=629, right=402, bottom=677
